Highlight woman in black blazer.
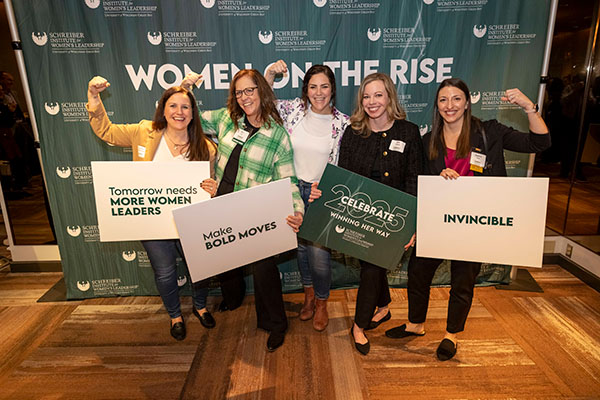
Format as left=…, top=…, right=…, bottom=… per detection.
left=332, top=73, right=424, bottom=355
left=385, top=77, right=550, bottom=361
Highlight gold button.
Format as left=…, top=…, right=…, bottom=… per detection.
left=382, top=133, right=387, bottom=138
left=244, top=148, right=247, bottom=152
left=236, top=181, right=239, bottom=185
left=240, top=166, right=243, bottom=169
left=383, top=151, right=388, bottom=156
left=384, top=172, right=389, bottom=177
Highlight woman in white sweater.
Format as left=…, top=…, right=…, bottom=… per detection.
left=265, top=60, right=349, bottom=331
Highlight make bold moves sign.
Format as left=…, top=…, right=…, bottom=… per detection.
left=91, top=161, right=211, bottom=241
left=172, top=178, right=297, bottom=283
left=299, top=165, right=417, bottom=270
left=416, top=176, right=549, bottom=267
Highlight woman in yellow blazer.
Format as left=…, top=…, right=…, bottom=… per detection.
left=87, top=76, right=217, bottom=341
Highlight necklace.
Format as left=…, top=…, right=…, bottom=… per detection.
left=164, top=132, right=189, bottom=151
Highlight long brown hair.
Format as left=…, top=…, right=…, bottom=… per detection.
left=301, top=64, right=337, bottom=114
left=152, top=86, right=215, bottom=161
left=350, top=73, right=406, bottom=137
left=227, top=69, right=283, bottom=129
left=429, top=78, right=479, bottom=160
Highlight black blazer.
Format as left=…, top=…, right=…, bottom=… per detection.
left=421, top=119, right=551, bottom=177
left=338, top=119, right=424, bottom=196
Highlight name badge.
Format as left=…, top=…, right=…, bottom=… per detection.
left=469, top=148, right=486, bottom=173
left=137, top=145, right=146, bottom=158
left=389, top=140, right=406, bottom=153
left=232, top=128, right=250, bottom=145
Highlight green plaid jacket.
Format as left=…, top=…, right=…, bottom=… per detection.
left=201, top=108, right=304, bottom=214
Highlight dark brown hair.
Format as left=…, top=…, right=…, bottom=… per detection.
left=429, top=77, right=479, bottom=160
left=350, top=73, right=406, bottom=137
left=301, top=64, right=336, bottom=113
left=152, top=86, right=215, bottom=161
left=227, top=69, right=283, bottom=129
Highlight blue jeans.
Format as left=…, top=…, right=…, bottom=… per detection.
left=141, top=239, right=208, bottom=319
left=297, top=180, right=331, bottom=300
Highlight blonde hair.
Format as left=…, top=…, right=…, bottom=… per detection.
left=350, top=73, right=406, bottom=137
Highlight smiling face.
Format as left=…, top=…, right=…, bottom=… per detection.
left=307, top=73, right=332, bottom=115
left=235, top=75, right=261, bottom=120
left=362, top=79, right=390, bottom=121
left=437, top=85, right=468, bottom=127
left=163, top=92, right=192, bottom=133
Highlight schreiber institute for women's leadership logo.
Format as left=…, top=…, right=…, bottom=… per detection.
left=67, top=225, right=82, bottom=237
left=45, top=102, right=60, bottom=115
left=473, top=25, right=487, bottom=38
left=258, top=30, right=273, bottom=44
left=56, top=166, right=72, bottom=179
left=367, top=28, right=381, bottom=42
left=147, top=32, right=162, bottom=45
left=85, top=0, right=100, bottom=9
left=32, top=32, right=48, bottom=46
left=122, top=251, right=137, bottom=262
left=201, top=0, right=216, bottom=8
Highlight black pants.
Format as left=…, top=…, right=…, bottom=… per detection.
left=218, top=257, right=287, bottom=333
left=218, top=267, right=246, bottom=311
left=407, top=255, right=481, bottom=333
left=354, top=260, right=391, bottom=329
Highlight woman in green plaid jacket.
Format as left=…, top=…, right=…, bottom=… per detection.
left=185, top=69, right=303, bottom=352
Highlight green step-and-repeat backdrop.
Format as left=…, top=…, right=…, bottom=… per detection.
left=12, top=0, right=552, bottom=299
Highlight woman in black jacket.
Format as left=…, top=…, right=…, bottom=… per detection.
left=335, top=73, right=424, bottom=355
left=385, top=77, right=550, bottom=361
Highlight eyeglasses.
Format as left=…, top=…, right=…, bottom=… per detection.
left=235, top=86, right=258, bottom=98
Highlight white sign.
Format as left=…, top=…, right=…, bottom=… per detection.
left=173, top=178, right=297, bottom=283
left=416, top=176, right=549, bottom=267
left=91, top=161, right=210, bottom=241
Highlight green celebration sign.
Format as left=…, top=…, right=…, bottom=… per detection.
left=10, top=0, right=553, bottom=298
left=299, top=165, right=416, bottom=270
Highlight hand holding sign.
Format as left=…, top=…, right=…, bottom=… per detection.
left=286, top=211, right=303, bottom=232
left=200, top=178, right=218, bottom=197
left=308, top=181, right=322, bottom=203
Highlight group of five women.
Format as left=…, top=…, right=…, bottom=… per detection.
left=87, top=58, right=549, bottom=359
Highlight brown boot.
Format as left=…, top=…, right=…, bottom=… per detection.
left=313, top=299, right=329, bottom=331
left=299, top=287, right=315, bottom=321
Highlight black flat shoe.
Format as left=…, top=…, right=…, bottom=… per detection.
left=350, top=327, right=370, bottom=355
left=385, top=324, right=426, bottom=339
left=267, top=331, right=285, bottom=352
left=170, top=319, right=186, bottom=341
left=193, top=308, right=216, bottom=329
left=366, top=310, right=391, bottom=331
left=436, top=338, right=457, bottom=361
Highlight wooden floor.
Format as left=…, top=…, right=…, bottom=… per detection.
left=0, top=265, right=599, bottom=399
left=536, top=162, right=600, bottom=237
left=3, top=174, right=55, bottom=246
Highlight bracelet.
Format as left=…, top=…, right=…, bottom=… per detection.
left=524, top=103, right=539, bottom=114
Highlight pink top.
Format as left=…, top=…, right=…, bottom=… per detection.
left=445, top=148, right=474, bottom=177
